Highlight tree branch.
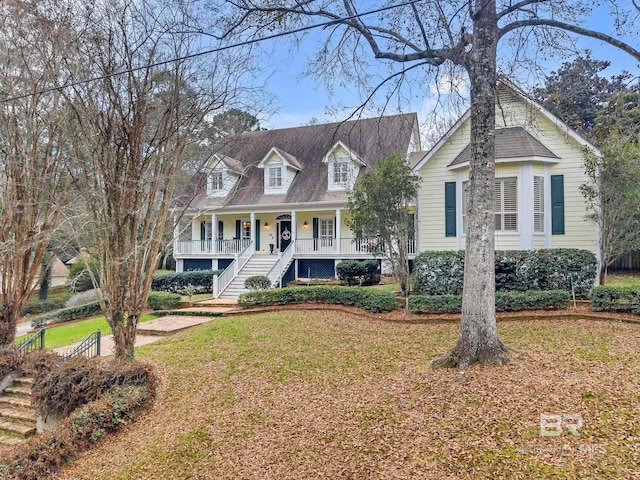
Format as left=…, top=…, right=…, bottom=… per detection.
left=497, top=0, right=550, bottom=21
left=499, top=19, right=640, bottom=62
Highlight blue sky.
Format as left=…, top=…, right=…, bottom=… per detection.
left=253, top=5, right=640, bottom=134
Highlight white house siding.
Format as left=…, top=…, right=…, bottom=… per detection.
left=417, top=89, right=597, bottom=255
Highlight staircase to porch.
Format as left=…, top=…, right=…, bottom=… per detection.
left=218, top=254, right=280, bottom=300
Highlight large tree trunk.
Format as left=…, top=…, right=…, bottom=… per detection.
left=0, top=304, right=19, bottom=345
left=109, top=310, right=137, bottom=361
left=433, top=0, right=509, bottom=372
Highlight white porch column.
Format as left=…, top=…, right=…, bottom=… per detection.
left=211, top=213, right=217, bottom=253
left=291, top=210, right=297, bottom=242
left=191, top=217, right=199, bottom=241
left=250, top=212, right=256, bottom=253
left=336, top=208, right=342, bottom=253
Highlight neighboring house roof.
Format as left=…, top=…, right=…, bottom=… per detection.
left=448, top=127, right=560, bottom=167
left=412, top=78, right=600, bottom=173
left=188, top=113, right=418, bottom=209
left=51, top=257, right=70, bottom=278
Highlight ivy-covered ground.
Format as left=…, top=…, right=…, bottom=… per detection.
left=56, top=310, right=640, bottom=479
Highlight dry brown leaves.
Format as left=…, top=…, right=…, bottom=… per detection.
left=46, top=310, right=640, bottom=480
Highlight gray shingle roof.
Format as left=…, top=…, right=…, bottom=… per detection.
left=448, top=127, right=559, bottom=167
left=189, top=113, right=418, bottom=209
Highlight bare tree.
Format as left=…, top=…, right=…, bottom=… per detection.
left=65, top=0, right=258, bottom=360
left=228, top=0, right=640, bottom=372
left=0, top=0, right=76, bottom=344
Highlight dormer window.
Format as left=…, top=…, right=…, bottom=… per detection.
left=269, top=166, right=282, bottom=188
left=211, top=171, right=224, bottom=191
left=333, top=161, right=349, bottom=184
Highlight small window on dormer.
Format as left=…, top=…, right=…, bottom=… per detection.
left=211, top=171, right=223, bottom=190
left=333, top=161, right=349, bottom=184
left=269, top=166, right=282, bottom=188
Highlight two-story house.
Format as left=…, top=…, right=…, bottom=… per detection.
left=174, top=113, right=421, bottom=298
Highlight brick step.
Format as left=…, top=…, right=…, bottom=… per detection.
left=0, top=408, right=36, bottom=428
left=0, top=396, right=32, bottom=411
left=0, top=434, right=24, bottom=447
left=13, top=377, right=34, bottom=387
left=3, top=386, right=32, bottom=397
left=0, top=419, right=36, bottom=438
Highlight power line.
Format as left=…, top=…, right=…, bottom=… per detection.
left=1, top=0, right=423, bottom=104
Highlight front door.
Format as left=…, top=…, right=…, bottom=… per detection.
left=278, top=220, right=292, bottom=251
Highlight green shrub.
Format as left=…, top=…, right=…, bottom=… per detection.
left=151, top=269, right=223, bottom=294
left=413, top=249, right=596, bottom=298
left=31, top=302, right=102, bottom=328
left=244, top=275, right=272, bottom=291
left=590, top=286, right=640, bottom=314
left=147, top=291, right=182, bottom=310
left=68, top=254, right=101, bottom=292
left=408, top=290, right=570, bottom=314
left=21, top=294, right=71, bottom=317
left=239, top=286, right=398, bottom=313
left=336, top=259, right=379, bottom=286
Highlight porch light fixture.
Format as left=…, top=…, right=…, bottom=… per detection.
left=264, top=222, right=269, bottom=229
left=303, top=221, right=308, bottom=228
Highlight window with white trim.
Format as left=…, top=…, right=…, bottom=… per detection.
left=495, top=177, right=518, bottom=231
left=212, top=171, right=224, bottom=190
left=462, top=177, right=518, bottom=232
left=241, top=220, right=251, bottom=240
left=320, top=218, right=334, bottom=246
left=333, top=161, right=349, bottom=184
left=534, top=176, right=544, bottom=233
left=268, top=166, right=282, bottom=188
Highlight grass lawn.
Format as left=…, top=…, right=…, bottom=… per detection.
left=606, top=272, right=640, bottom=287
left=54, top=310, right=640, bottom=480
left=17, top=313, right=159, bottom=349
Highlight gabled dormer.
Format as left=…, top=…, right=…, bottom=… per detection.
left=258, top=147, right=302, bottom=195
left=322, top=141, right=365, bottom=192
left=206, top=154, right=243, bottom=197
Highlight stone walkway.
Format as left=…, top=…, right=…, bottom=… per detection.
left=54, top=301, right=238, bottom=357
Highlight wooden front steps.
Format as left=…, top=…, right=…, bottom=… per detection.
left=0, top=375, right=36, bottom=446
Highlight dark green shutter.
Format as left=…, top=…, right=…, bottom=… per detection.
left=235, top=220, right=241, bottom=239
left=255, top=219, right=260, bottom=250
left=444, top=182, right=456, bottom=237
left=200, top=221, right=206, bottom=241
left=312, top=217, right=319, bottom=251
left=217, top=220, right=223, bottom=240
left=551, top=175, right=565, bottom=235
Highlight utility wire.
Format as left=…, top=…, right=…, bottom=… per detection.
left=1, top=0, right=423, bottom=104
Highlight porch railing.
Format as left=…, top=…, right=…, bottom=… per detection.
left=62, top=330, right=101, bottom=360
left=295, top=237, right=416, bottom=255
left=175, top=239, right=251, bottom=255
left=17, top=327, right=45, bottom=354
left=267, top=241, right=295, bottom=288
left=213, top=240, right=254, bottom=298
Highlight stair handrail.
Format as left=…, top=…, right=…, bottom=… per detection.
left=266, top=240, right=295, bottom=287
left=62, top=330, right=101, bottom=360
left=213, top=240, right=254, bottom=298
left=17, top=327, right=45, bottom=354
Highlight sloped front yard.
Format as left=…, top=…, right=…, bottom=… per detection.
left=56, top=311, right=640, bottom=479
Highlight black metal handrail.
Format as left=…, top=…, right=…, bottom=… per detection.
left=63, top=330, right=101, bottom=360
left=17, top=327, right=45, bottom=354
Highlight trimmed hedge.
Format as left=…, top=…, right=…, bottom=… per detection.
left=336, top=259, right=379, bottom=286
left=590, top=286, right=640, bottom=314
left=238, top=286, right=398, bottom=313
left=147, top=291, right=181, bottom=310
left=244, top=275, right=271, bottom=291
left=151, top=269, right=223, bottom=294
left=21, top=294, right=71, bottom=316
left=408, top=290, right=570, bottom=314
left=414, top=249, right=596, bottom=298
left=31, top=302, right=102, bottom=328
